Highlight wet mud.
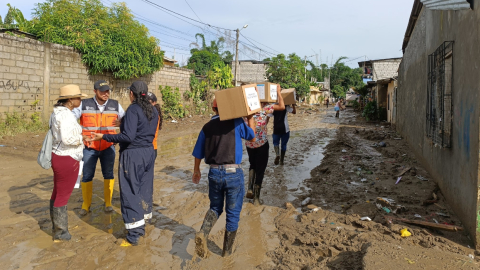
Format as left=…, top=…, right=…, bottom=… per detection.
left=0, top=107, right=478, bottom=269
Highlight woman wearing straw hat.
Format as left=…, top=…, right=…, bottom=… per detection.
left=49, top=85, right=89, bottom=241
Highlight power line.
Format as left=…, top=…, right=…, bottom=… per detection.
left=138, top=0, right=232, bottom=31
left=184, top=0, right=204, bottom=23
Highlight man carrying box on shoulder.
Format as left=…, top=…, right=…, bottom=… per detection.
left=72, top=80, right=125, bottom=215
left=191, top=99, right=256, bottom=258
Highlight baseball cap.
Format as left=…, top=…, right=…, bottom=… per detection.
left=94, top=80, right=110, bottom=91
left=147, top=92, right=157, bottom=102
left=128, top=81, right=148, bottom=95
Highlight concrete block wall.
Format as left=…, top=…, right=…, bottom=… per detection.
left=372, top=59, right=402, bottom=81
left=231, top=61, right=268, bottom=83
left=0, top=33, right=193, bottom=120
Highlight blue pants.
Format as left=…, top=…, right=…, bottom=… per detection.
left=272, top=132, right=290, bottom=151
left=208, top=167, right=244, bottom=232
left=118, top=147, right=155, bottom=244
left=82, top=146, right=115, bottom=182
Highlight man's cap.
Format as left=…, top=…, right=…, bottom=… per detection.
left=212, top=99, right=217, bottom=108
left=94, top=80, right=110, bottom=91
left=147, top=92, right=157, bottom=102
left=128, top=81, right=148, bottom=96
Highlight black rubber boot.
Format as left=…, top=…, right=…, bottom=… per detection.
left=195, top=209, right=218, bottom=258
left=222, top=230, right=238, bottom=257
left=280, top=150, right=286, bottom=165
left=274, top=146, right=280, bottom=165
left=246, top=169, right=255, bottom=199
left=52, top=205, right=71, bottom=241
left=253, top=184, right=262, bottom=206
left=49, top=200, right=54, bottom=231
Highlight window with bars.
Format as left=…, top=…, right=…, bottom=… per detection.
left=426, top=41, right=453, bottom=148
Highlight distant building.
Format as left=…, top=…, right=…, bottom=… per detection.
left=231, top=60, right=269, bottom=86
left=358, top=58, right=401, bottom=122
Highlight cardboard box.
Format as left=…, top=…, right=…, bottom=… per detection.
left=281, top=88, right=297, bottom=105
left=256, top=82, right=279, bottom=103
left=215, top=84, right=261, bottom=121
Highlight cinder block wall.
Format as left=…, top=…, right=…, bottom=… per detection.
left=0, top=33, right=193, bottom=120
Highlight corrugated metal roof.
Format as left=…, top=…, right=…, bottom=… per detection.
left=420, top=0, right=471, bottom=10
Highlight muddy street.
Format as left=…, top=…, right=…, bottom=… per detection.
left=0, top=107, right=478, bottom=269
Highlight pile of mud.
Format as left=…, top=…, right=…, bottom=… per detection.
left=268, top=206, right=478, bottom=270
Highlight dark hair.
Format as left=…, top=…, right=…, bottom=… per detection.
left=130, top=81, right=154, bottom=121
left=154, top=103, right=163, bottom=130
left=54, top=99, right=68, bottom=107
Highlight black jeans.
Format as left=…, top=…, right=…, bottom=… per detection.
left=246, top=142, right=269, bottom=186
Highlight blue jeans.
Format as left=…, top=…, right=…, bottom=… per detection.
left=272, top=132, right=290, bottom=151
left=208, top=167, right=244, bottom=232
left=82, top=146, right=115, bottom=182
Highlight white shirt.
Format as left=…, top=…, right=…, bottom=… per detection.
left=51, top=106, right=84, bottom=161
left=72, top=96, right=125, bottom=119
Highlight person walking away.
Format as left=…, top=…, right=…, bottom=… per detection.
left=50, top=85, right=89, bottom=241
left=192, top=99, right=256, bottom=258
left=73, top=80, right=125, bottom=216
left=335, top=98, right=344, bottom=118
left=89, top=81, right=159, bottom=246
left=270, top=103, right=296, bottom=166
left=146, top=92, right=163, bottom=159
left=245, top=86, right=285, bottom=206
left=325, top=98, right=329, bottom=108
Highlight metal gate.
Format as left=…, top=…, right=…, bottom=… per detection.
left=426, top=41, right=454, bottom=148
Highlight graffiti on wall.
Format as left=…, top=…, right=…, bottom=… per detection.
left=0, top=80, right=40, bottom=93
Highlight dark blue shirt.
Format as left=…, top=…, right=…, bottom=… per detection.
left=192, top=115, right=254, bottom=165
left=103, top=103, right=159, bottom=152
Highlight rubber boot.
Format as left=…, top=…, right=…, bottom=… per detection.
left=52, top=205, right=71, bottom=241
left=280, top=150, right=286, bottom=165
left=49, top=200, right=54, bottom=231
left=245, top=170, right=255, bottom=199
left=195, top=209, right=218, bottom=258
left=222, top=230, right=238, bottom=257
left=253, top=184, right=262, bottom=206
left=274, top=146, right=280, bottom=165
left=80, top=181, right=92, bottom=216
left=104, top=179, right=114, bottom=212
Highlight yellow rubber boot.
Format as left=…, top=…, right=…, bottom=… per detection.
left=80, top=182, right=93, bottom=216
left=104, top=179, right=114, bottom=212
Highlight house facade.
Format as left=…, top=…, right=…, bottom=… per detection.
left=397, top=0, right=479, bottom=248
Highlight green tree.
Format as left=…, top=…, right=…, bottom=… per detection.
left=3, top=4, right=33, bottom=31
left=29, top=0, right=163, bottom=80
left=326, top=57, right=363, bottom=98
left=188, top=33, right=233, bottom=76
left=265, top=53, right=310, bottom=99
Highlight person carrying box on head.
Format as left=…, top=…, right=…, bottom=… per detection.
left=72, top=80, right=125, bottom=215
left=192, top=99, right=256, bottom=258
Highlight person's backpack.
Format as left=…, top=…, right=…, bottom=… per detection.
left=37, top=114, right=55, bottom=169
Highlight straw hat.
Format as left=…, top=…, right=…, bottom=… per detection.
left=56, top=85, right=88, bottom=100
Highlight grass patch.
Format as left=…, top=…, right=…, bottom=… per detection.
left=0, top=112, right=49, bottom=138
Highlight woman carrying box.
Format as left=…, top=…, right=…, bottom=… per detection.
left=245, top=85, right=285, bottom=206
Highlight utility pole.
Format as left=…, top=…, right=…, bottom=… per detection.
left=174, top=48, right=176, bottom=60
left=234, top=28, right=240, bottom=86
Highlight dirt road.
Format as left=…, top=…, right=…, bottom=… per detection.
left=0, top=107, right=478, bottom=269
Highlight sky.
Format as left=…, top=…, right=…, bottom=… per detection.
left=7, top=0, right=414, bottom=68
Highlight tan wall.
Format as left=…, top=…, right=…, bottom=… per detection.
left=0, top=33, right=193, bottom=120
left=387, top=81, right=395, bottom=123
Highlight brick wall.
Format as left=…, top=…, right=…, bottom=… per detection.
left=372, top=59, right=402, bottom=81
left=0, top=33, right=193, bottom=120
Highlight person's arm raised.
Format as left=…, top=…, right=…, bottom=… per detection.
left=272, top=86, right=285, bottom=111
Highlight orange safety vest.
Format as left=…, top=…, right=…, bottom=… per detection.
left=153, top=117, right=160, bottom=150
left=80, top=98, right=120, bottom=151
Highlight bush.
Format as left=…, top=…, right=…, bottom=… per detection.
left=159, top=86, right=184, bottom=119
left=351, top=100, right=360, bottom=111
left=0, top=112, right=48, bottom=137
left=362, top=101, right=378, bottom=121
